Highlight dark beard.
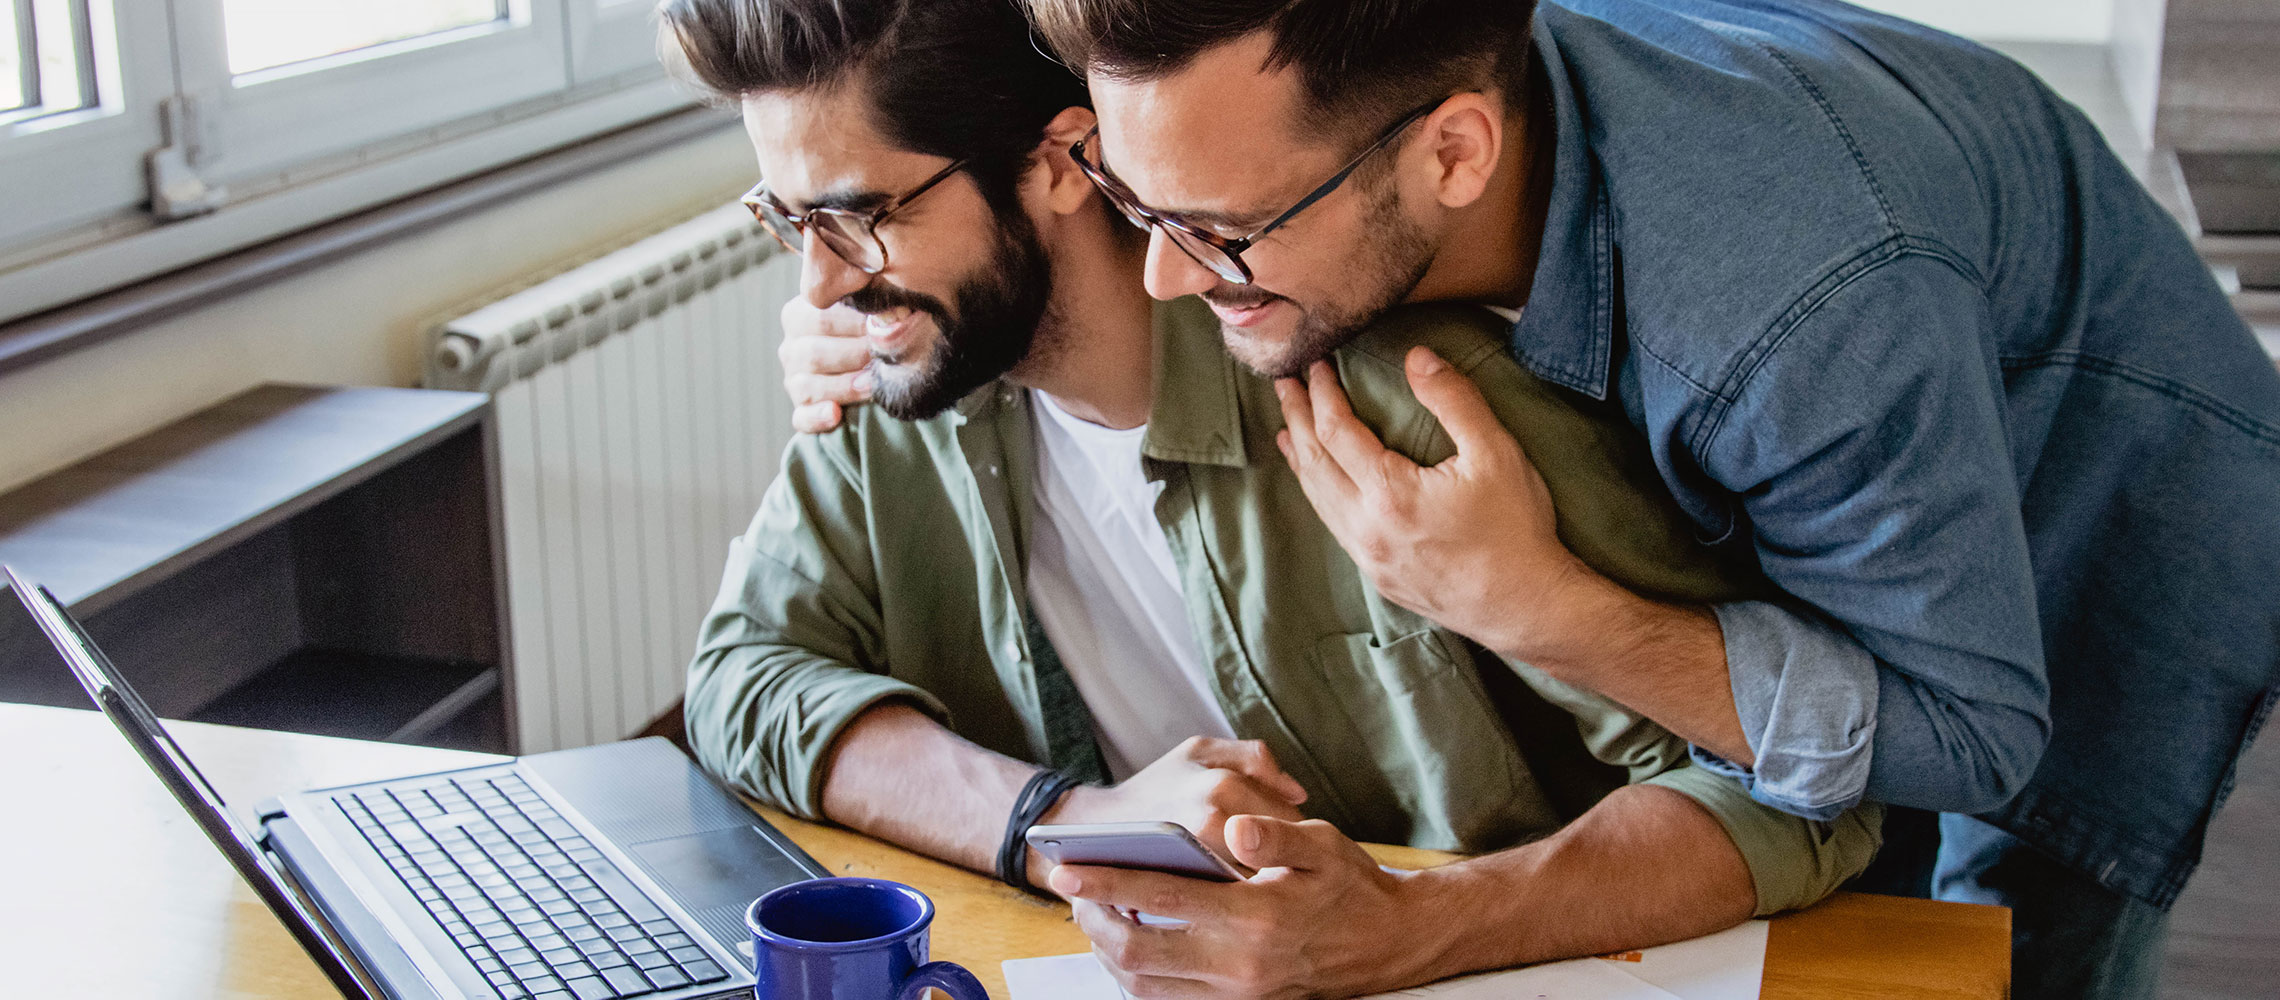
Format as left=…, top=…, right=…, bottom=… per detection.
left=845, top=210, right=1053, bottom=420
left=1203, top=179, right=1435, bottom=379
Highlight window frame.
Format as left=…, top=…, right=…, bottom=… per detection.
left=0, top=0, right=696, bottom=328
left=169, top=0, right=572, bottom=188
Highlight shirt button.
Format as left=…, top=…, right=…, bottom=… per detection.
left=1004, top=640, right=1022, bottom=660
left=988, top=464, right=1000, bottom=477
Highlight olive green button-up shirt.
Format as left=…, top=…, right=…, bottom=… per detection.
left=686, top=297, right=1880, bottom=915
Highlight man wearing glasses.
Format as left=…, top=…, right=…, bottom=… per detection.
left=661, top=0, right=1882, bottom=995
left=782, top=0, right=2269, bottom=998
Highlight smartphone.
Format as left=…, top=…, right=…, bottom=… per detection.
left=1025, top=821, right=1246, bottom=882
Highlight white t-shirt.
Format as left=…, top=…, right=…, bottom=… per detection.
left=1024, top=389, right=1237, bottom=781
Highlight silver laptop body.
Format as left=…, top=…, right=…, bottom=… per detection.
left=6, top=564, right=826, bottom=1000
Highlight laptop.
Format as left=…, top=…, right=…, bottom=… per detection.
left=4, top=564, right=829, bottom=1000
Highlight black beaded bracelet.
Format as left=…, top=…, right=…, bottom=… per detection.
left=996, top=768, right=1080, bottom=894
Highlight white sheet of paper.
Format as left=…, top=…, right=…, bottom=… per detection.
left=1601, top=920, right=1768, bottom=1000
left=1003, top=951, right=1679, bottom=1000
left=1001, top=919, right=1768, bottom=1000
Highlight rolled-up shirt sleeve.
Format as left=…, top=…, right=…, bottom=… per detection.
left=684, top=435, right=949, bottom=819
left=1511, top=663, right=1884, bottom=914
left=1694, top=254, right=2052, bottom=819
left=1691, top=600, right=1878, bottom=820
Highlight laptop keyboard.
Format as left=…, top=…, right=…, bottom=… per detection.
left=335, top=774, right=731, bottom=1000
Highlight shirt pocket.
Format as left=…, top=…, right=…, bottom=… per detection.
left=1305, top=629, right=1535, bottom=851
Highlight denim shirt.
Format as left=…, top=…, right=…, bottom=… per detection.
left=1519, top=0, right=2280, bottom=907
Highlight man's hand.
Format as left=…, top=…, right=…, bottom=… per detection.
left=778, top=298, right=874, bottom=433
left=1038, top=738, right=1309, bottom=877
left=1052, top=816, right=1435, bottom=1000
left=1274, top=347, right=1594, bottom=665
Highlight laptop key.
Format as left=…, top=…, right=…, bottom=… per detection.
left=643, top=967, right=689, bottom=991
left=681, top=959, right=726, bottom=983
left=576, top=937, right=619, bottom=957
left=564, top=975, right=612, bottom=1000
left=631, top=951, right=672, bottom=970
left=601, top=965, right=652, bottom=997
left=666, top=946, right=707, bottom=965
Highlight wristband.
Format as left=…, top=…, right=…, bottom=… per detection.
left=996, top=768, right=1080, bottom=894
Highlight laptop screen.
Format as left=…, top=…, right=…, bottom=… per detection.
left=3, top=565, right=385, bottom=999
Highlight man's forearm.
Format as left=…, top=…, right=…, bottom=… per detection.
left=1520, top=569, right=1757, bottom=767
left=817, top=701, right=1045, bottom=879
left=1403, top=784, right=1756, bottom=979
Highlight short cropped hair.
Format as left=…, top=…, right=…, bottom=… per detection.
left=658, top=0, right=1089, bottom=212
left=1024, top=0, right=1537, bottom=141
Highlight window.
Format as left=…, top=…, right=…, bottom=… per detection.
left=4, top=0, right=100, bottom=124
left=223, top=0, right=509, bottom=75
left=0, top=0, right=696, bottom=326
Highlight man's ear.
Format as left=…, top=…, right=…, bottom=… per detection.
left=1410, top=92, right=1504, bottom=211
left=1030, top=106, right=1103, bottom=217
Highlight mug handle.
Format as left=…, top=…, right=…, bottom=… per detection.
left=896, top=960, right=990, bottom=1000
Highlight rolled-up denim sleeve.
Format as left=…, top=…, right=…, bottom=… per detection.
left=1690, top=600, right=1878, bottom=820
left=1695, top=255, right=2052, bottom=818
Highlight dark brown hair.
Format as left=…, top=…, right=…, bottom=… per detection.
left=659, top=0, right=1090, bottom=214
left=1025, top=0, right=1537, bottom=142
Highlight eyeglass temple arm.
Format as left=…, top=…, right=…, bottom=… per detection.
left=877, top=158, right=971, bottom=219
left=1243, top=105, right=1439, bottom=244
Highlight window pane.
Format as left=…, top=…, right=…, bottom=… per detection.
left=0, top=2, right=23, bottom=111
left=224, top=0, right=506, bottom=75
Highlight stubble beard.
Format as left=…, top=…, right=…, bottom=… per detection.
left=855, top=209, right=1054, bottom=420
left=1208, top=181, right=1437, bottom=379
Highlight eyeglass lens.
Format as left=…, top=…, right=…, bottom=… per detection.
left=1078, top=140, right=1247, bottom=284
left=750, top=199, right=890, bottom=274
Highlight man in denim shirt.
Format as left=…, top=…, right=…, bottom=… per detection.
left=984, top=0, right=2280, bottom=995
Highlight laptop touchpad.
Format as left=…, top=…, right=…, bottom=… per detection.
left=629, top=825, right=817, bottom=914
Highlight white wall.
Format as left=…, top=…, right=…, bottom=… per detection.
left=0, top=126, right=756, bottom=496
left=1850, top=0, right=2118, bottom=43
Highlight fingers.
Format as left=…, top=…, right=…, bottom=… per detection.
left=1273, top=378, right=1358, bottom=506
left=784, top=369, right=874, bottom=408
left=1086, top=936, right=1217, bottom=1000
left=1072, top=904, right=1208, bottom=984
left=1051, top=864, right=1230, bottom=923
left=791, top=401, right=843, bottom=434
left=779, top=322, right=874, bottom=375
left=1304, top=362, right=1416, bottom=487
left=1223, top=816, right=1359, bottom=875
left=1403, top=347, right=1518, bottom=464
left=1179, top=738, right=1308, bottom=806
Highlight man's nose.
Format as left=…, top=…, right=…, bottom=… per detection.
left=1141, top=229, right=1219, bottom=302
left=800, top=232, right=869, bottom=309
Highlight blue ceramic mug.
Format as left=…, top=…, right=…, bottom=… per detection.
left=745, top=877, right=988, bottom=1000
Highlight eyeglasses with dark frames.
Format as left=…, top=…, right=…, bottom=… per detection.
left=740, top=158, right=970, bottom=274
left=1070, top=99, right=1445, bottom=285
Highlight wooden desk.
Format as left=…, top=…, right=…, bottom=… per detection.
left=0, top=703, right=2010, bottom=999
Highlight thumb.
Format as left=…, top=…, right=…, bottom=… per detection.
left=1404, top=347, right=1512, bottom=462
left=1224, top=816, right=1351, bottom=874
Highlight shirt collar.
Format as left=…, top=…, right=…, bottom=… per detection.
left=1505, top=18, right=1617, bottom=401
left=1141, top=295, right=1249, bottom=468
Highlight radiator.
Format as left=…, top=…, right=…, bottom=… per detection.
left=426, top=204, right=799, bottom=753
